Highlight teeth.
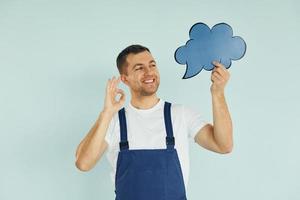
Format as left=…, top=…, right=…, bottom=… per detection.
left=144, top=79, right=154, bottom=83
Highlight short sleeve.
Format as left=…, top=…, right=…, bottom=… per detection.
left=183, top=105, right=209, bottom=140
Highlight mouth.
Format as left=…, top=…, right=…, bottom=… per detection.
left=143, top=78, right=155, bottom=85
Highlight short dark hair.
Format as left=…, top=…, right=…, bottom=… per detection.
left=116, top=44, right=150, bottom=74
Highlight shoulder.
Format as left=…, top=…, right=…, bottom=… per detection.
left=167, top=101, right=193, bottom=115
left=163, top=100, right=183, bottom=112
left=167, top=101, right=204, bottom=120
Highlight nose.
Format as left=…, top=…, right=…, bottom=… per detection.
left=144, top=66, right=152, bottom=75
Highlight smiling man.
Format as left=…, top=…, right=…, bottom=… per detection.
left=75, top=44, right=233, bottom=200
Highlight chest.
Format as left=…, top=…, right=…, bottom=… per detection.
left=115, top=111, right=186, bottom=149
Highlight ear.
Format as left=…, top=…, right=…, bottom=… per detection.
left=120, top=74, right=129, bottom=86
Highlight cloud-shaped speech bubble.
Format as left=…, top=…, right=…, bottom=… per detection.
left=175, top=22, right=246, bottom=79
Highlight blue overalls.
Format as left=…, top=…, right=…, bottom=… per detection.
left=115, top=101, right=187, bottom=200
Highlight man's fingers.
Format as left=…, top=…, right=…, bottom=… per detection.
left=212, top=71, right=224, bottom=82
left=115, top=88, right=125, bottom=104
left=212, top=61, right=224, bottom=67
left=118, top=91, right=126, bottom=105
left=111, top=76, right=121, bottom=91
left=106, top=78, right=112, bottom=92
left=211, top=73, right=222, bottom=83
left=108, top=77, right=113, bottom=91
left=110, top=76, right=116, bottom=90
left=212, top=61, right=227, bottom=71
left=212, top=62, right=229, bottom=78
left=212, top=69, right=223, bottom=78
left=116, top=88, right=125, bottom=96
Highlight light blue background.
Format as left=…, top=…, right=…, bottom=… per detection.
left=1, top=0, right=299, bottom=199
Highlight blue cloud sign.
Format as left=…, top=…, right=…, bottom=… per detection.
left=175, top=22, right=246, bottom=79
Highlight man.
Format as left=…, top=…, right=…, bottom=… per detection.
left=75, top=44, right=233, bottom=200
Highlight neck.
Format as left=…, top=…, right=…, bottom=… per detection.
left=130, top=93, right=160, bottom=110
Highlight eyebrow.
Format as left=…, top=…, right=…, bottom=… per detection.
left=132, top=60, right=156, bottom=71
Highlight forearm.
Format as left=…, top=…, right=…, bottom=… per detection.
left=211, top=92, right=233, bottom=152
left=75, top=110, right=114, bottom=170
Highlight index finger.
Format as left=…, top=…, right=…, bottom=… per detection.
left=106, top=78, right=112, bottom=91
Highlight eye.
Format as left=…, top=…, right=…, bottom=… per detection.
left=135, top=67, right=142, bottom=71
left=151, top=64, right=156, bottom=67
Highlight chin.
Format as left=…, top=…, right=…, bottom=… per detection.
left=141, top=91, right=157, bottom=96
left=141, top=88, right=159, bottom=96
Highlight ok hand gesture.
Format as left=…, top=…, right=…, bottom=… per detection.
left=103, top=76, right=126, bottom=115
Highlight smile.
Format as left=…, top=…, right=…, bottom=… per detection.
left=143, top=79, right=155, bottom=84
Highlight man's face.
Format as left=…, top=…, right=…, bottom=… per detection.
left=121, top=51, right=160, bottom=96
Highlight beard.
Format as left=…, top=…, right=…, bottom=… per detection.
left=139, top=80, right=160, bottom=96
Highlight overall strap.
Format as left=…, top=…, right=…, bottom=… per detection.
left=164, top=102, right=175, bottom=149
left=118, top=108, right=129, bottom=151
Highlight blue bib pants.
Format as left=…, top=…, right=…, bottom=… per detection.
left=115, top=102, right=187, bottom=200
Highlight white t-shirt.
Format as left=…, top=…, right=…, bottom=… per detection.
left=104, top=98, right=208, bottom=192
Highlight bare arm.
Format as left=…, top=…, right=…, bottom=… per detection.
left=75, top=76, right=125, bottom=171
left=195, top=94, right=233, bottom=153
left=75, top=111, right=113, bottom=171
left=194, top=61, right=233, bottom=154
left=75, top=115, right=109, bottom=162
left=211, top=93, right=233, bottom=152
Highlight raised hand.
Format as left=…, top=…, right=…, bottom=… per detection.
left=210, top=61, right=230, bottom=95
left=103, top=76, right=126, bottom=115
